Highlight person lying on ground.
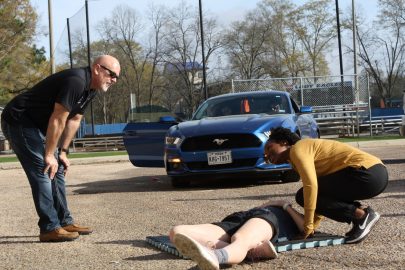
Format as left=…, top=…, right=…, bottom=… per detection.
left=169, top=199, right=305, bottom=270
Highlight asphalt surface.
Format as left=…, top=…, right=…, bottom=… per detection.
left=0, top=139, right=404, bottom=270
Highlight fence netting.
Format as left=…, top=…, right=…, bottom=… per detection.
left=232, top=74, right=369, bottom=109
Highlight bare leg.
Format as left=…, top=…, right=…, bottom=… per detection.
left=170, top=224, right=231, bottom=249
left=222, top=218, right=273, bottom=264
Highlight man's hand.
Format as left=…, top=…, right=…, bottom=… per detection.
left=58, top=153, right=70, bottom=176
left=44, top=154, right=59, bottom=180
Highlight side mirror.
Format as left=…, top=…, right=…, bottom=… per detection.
left=300, top=106, right=313, bottom=113
left=159, top=116, right=177, bottom=123
left=174, top=112, right=187, bottom=122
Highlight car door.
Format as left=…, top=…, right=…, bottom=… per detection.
left=123, top=117, right=176, bottom=167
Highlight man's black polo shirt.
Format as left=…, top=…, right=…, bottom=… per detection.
left=2, top=67, right=96, bottom=135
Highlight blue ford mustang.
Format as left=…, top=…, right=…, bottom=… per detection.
left=123, top=90, right=319, bottom=187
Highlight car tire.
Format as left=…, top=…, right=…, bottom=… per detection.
left=281, top=170, right=300, bottom=183
left=171, top=177, right=191, bottom=188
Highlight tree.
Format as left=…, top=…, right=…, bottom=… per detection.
left=352, top=0, right=405, bottom=106
left=0, top=0, right=37, bottom=65
left=0, top=0, right=46, bottom=105
left=144, top=4, right=168, bottom=109
left=97, top=4, right=168, bottom=117
left=291, top=0, right=335, bottom=76
left=160, top=1, right=222, bottom=117
left=223, top=9, right=273, bottom=79
left=258, top=0, right=311, bottom=77
left=223, top=0, right=333, bottom=79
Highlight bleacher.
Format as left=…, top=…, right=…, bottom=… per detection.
left=72, top=136, right=124, bottom=152
left=313, top=104, right=367, bottom=137
left=313, top=104, right=404, bottom=137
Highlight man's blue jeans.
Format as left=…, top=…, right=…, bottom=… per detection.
left=1, top=118, right=73, bottom=232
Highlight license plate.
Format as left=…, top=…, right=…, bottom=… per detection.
left=207, top=151, right=232, bottom=165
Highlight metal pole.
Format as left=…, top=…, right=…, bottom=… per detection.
left=335, top=0, right=345, bottom=103
left=85, top=0, right=95, bottom=136
left=199, top=0, right=208, bottom=100
left=48, top=0, right=55, bottom=74
left=67, top=18, right=73, bottom=69
left=352, top=0, right=359, bottom=136
left=367, top=73, right=373, bottom=136
left=335, top=1, right=344, bottom=75
left=231, top=79, right=234, bottom=93
left=300, top=77, right=304, bottom=106
left=352, top=0, right=358, bottom=78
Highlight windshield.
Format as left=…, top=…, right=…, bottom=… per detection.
left=193, top=94, right=291, bottom=120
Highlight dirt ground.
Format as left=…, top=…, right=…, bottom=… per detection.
left=0, top=143, right=404, bottom=270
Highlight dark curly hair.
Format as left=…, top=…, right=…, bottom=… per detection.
left=268, top=127, right=301, bottom=145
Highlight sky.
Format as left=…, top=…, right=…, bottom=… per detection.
left=30, top=0, right=379, bottom=75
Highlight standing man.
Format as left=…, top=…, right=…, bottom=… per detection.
left=1, top=55, right=120, bottom=242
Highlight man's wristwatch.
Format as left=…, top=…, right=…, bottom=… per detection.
left=58, top=148, right=70, bottom=155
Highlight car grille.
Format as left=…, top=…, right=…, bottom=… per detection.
left=181, top=134, right=262, bottom=152
left=186, top=158, right=258, bottom=170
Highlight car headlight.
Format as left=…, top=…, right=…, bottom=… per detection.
left=165, top=136, right=182, bottom=145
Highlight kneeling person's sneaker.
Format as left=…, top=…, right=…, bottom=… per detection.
left=345, top=207, right=380, bottom=244
left=174, top=233, right=219, bottom=270
left=62, top=224, right=93, bottom=235
left=39, top=228, right=79, bottom=242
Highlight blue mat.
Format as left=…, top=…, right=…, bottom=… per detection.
left=146, top=233, right=345, bottom=258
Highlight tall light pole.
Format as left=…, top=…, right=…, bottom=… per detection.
left=85, top=0, right=95, bottom=136
left=198, top=0, right=208, bottom=100
left=335, top=0, right=344, bottom=79
left=352, top=0, right=360, bottom=136
left=48, top=0, right=55, bottom=74
left=335, top=0, right=346, bottom=105
left=352, top=0, right=358, bottom=85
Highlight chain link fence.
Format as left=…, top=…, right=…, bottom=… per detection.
left=232, top=74, right=369, bottom=107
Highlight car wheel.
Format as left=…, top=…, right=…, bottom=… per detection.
left=171, top=177, right=191, bottom=188
left=281, top=170, right=300, bottom=183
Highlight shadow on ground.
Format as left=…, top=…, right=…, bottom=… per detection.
left=0, top=235, right=38, bottom=244
left=70, top=174, right=289, bottom=194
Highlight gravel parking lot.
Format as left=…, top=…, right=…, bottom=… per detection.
left=0, top=142, right=404, bottom=270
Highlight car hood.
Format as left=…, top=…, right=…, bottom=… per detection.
left=173, top=114, right=291, bottom=136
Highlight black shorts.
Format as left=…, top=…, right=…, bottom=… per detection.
left=212, top=207, right=280, bottom=242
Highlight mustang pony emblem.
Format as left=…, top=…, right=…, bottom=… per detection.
left=213, top=138, right=229, bottom=145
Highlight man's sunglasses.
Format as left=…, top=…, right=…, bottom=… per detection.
left=99, top=64, right=119, bottom=79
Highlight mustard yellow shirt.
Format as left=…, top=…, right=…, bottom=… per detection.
left=289, top=138, right=383, bottom=235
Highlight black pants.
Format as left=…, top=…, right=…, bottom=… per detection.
left=295, top=164, right=388, bottom=224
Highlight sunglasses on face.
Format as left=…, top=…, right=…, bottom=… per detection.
left=99, top=64, right=119, bottom=79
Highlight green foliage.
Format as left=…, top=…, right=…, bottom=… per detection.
left=32, top=45, right=47, bottom=65
left=0, top=0, right=48, bottom=104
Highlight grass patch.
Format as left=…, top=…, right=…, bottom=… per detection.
left=0, top=156, right=19, bottom=163
left=0, top=151, right=128, bottom=163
